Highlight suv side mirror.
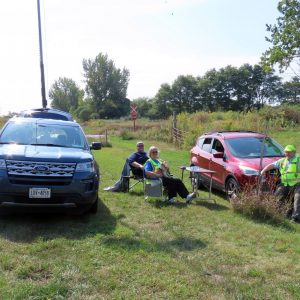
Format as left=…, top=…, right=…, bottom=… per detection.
left=213, top=152, right=224, bottom=159
left=90, top=142, right=102, bottom=150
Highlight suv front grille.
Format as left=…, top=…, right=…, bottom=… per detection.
left=6, top=160, right=76, bottom=185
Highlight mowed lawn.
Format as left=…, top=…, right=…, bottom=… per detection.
left=0, top=136, right=299, bottom=299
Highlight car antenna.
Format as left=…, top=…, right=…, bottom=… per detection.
left=37, top=0, right=47, bottom=109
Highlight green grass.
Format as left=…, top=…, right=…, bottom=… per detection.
left=0, top=136, right=300, bottom=299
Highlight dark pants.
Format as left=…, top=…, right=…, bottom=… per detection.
left=275, top=183, right=300, bottom=220
left=162, top=176, right=189, bottom=199
left=131, top=168, right=143, bottom=179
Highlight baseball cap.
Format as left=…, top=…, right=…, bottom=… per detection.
left=284, top=145, right=296, bottom=152
left=136, top=141, right=144, bottom=146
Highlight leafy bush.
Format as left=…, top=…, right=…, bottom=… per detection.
left=119, top=129, right=135, bottom=140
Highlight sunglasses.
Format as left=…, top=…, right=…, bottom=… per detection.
left=137, top=144, right=144, bottom=147
left=151, top=150, right=158, bottom=154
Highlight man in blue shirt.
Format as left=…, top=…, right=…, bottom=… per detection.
left=127, top=141, right=149, bottom=178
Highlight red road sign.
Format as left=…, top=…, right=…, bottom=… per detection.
left=130, top=105, right=137, bottom=120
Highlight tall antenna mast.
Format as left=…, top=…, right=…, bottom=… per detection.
left=37, top=0, right=47, bottom=108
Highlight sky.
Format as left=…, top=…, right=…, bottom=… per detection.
left=0, top=0, right=283, bottom=115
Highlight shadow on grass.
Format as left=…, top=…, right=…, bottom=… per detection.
left=128, top=190, right=144, bottom=197
left=234, top=211, right=296, bottom=231
left=102, top=236, right=206, bottom=253
left=193, top=200, right=229, bottom=211
left=0, top=200, right=117, bottom=243
left=146, top=199, right=189, bottom=209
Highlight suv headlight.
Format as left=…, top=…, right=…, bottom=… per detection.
left=239, top=165, right=259, bottom=176
left=0, top=159, right=6, bottom=170
left=76, top=161, right=94, bottom=172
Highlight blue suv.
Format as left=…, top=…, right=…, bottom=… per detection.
left=0, top=117, right=101, bottom=214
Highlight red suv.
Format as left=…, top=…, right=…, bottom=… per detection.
left=190, top=131, right=284, bottom=200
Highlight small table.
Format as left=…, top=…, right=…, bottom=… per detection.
left=180, top=166, right=216, bottom=203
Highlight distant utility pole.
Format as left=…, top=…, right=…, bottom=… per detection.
left=37, top=0, right=47, bottom=108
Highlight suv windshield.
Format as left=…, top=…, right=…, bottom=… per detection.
left=0, top=122, right=87, bottom=149
left=225, top=137, right=284, bottom=158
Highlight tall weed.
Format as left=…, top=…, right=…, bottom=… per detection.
left=231, top=190, right=290, bottom=224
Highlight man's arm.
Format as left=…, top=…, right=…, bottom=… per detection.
left=131, top=161, right=144, bottom=170
left=261, top=158, right=282, bottom=176
left=261, top=164, right=275, bottom=176
left=128, top=152, right=146, bottom=170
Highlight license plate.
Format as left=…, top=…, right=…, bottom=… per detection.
left=29, top=188, right=51, bottom=198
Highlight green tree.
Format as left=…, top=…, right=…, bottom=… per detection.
left=82, top=53, right=130, bottom=118
left=171, top=75, right=199, bottom=113
left=132, top=97, right=154, bottom=118
left=49, top=77, right=83, bottom=112
left=281, top=76, right=300, bottom=103
left=154, top=83, right=173, bottom=119
left=261, top=0, right=300, bottom=73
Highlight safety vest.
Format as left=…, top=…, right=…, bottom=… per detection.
left=279, top=156, right=300, bottom=186
left=144, top=158, right=162, bottom=184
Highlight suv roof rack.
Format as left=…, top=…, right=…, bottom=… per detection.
left=19, top=108, right=73, bottom=121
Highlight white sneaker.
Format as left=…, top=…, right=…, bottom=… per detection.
left=168, top=198, right=176, bottom=204
left=186, top=192, right=196, bottom=203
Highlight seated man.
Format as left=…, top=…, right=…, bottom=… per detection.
left=127, top=141, right=149, bottom=178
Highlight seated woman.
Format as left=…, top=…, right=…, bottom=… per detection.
left=144, top=146, right=195, bottom=204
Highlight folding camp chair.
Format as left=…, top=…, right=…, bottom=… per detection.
left=122, top=160, right=144, bottom=192
left=144, top=178, right=164, bottom=200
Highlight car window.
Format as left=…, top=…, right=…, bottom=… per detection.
left=0, top=122, right=36, bottom=144
left=0, top=122, right=87, bottom=149
left=197, top=137, right=204, bottom=148
left=36, top=125, right=86, bottom=148
left=202, top=138, right=212, bottom=152
left=212, top=139, right=224, bottom=154
left=225, top=137, right=284, bottom=158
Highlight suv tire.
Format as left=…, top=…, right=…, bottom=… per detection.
left=226, top=178, right=239, bottom=202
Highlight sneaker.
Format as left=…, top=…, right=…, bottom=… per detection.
left=186, top=192, right=196, bottom=203
left=168, top=198, right=176, bottom=204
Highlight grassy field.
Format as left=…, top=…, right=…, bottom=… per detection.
left=0, top=136, right=299, bottom=299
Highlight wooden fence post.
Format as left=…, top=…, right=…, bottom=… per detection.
left=173, top=112, right=177, bottom=144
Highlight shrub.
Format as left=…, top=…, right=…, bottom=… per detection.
left=230, top=190, right=290, bottom=224
left=119, top=129, right=135, bottom=140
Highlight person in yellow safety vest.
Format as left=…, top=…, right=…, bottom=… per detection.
left=144, top=146, right=195, bottom=204
left=261, top=144, right=300, bottom=223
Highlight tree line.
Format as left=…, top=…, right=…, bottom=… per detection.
left=49, top=0, right=300, bottom=121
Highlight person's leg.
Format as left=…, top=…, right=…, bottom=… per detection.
left=162, top=177, right=178, bottom=199
left=131, top=168, right=143, bottom=178
left=173, top=178, right=189, bottom=199
left=292, top=184, right=300, bottom=222
left=274, top=184, right=289, bottom=203
left=162, top=177, right=189, bottom=199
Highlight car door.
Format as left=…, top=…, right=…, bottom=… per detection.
left=210, top=138, right=227, bottom=189
left=197, top=137, right=213, bottom=185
